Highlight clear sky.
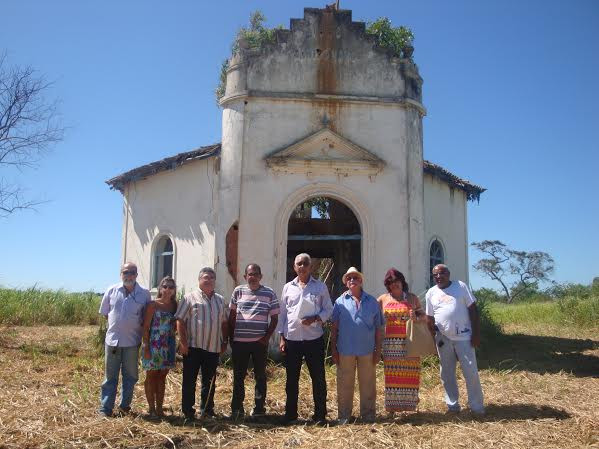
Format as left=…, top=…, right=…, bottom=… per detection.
left=1, top=0, right=597, bottom=292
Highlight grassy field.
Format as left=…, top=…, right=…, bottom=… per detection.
left=0, top=289, right=598, bottom=448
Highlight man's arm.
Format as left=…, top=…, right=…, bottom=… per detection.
left=227, top=306, right=237, bottom=344
left=259, top=315, right=278, bottom=346
left=177, top=319, right=189, bottom=355
left=468, top=303, right=481, bottom=348
left=426, top=315, right=436, bottom=338
left=330, top=320, right=339, bottom=365
left=373, top=326, right=383, bottom=365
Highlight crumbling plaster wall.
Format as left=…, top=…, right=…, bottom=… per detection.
left=219, top=8, right=427, bottom=297
left=122, top=159, right=218, bottom=295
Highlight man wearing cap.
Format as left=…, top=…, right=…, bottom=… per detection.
left=331, top=267, right=384, bottom=424
left=425, top=264, right=485, bottom=415
left=278, top=253, right=333, bottom=424
left=98, top=262, right=151, bottom=417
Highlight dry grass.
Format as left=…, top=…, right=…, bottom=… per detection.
left=0, top=325, right=597, bottom=449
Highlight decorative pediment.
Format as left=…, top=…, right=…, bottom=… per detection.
left=265, top=128, right=385, bottom=176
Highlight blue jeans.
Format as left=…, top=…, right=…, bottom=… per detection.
left=100, top=345, right=140, bottom=414
left=436, top=334, right=484, bottom=413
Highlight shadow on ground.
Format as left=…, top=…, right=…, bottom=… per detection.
left=398, top=403, right=570, bottom=426
left=477, top=333, right=599, bottom=377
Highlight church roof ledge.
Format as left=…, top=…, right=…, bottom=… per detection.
left=105, top=144, right=485, bottom=202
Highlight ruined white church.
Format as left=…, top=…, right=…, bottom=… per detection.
left=107, top=7, right=484, bottom=299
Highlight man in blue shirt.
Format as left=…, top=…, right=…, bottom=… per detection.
left=331, top=267, right=384, bottom=424
left=98, top=262, right=151, bottom=417
left=278, top=253, right=333, bottom=424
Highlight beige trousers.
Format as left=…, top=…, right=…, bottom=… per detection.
left=336, top=354, right=376, bottom=420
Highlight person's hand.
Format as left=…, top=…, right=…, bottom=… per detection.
left=331, top=348, right=339, bottom=365
left=373, top=349, right=382, bottom=365
left=220, top=341, right=228, bottom=354
left=470, top=334, right=481, bottom=348
left=178, top=342, right=189, bottom=356
left=301, top=315, right=319, bottom=326
left=279, top=337, right=286, bottom=354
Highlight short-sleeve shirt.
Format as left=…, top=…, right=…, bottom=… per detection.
left=230, top=284, right=279, bottom=342
left=99, top=282, right=151, bottom=347
left=175, top=290, right=228, bottom=353
left=425, top=280, right=475, bottom=341
left=331, top=290, right=385, bottom=356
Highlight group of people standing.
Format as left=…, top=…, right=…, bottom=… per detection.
left=98, top=255, right=485, bottom=423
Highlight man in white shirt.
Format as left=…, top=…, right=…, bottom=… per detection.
left=278, top=253, right=333, bottom=424
left=425, top=264, right=485, bottom=415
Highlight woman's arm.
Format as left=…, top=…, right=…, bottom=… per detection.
left=142, top=303, right=155, bottom=359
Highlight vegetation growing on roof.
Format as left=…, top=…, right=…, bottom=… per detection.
left=365, top=17, right=414, bottom=59
left=216, top=11, right=281, bottom=105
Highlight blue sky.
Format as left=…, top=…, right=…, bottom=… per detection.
left=1, top=0, right=597, bottom=292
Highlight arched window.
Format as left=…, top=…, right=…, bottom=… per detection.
left=153, top=236, right=174, bottom=288
left=429, top=239, right=444, bottom=286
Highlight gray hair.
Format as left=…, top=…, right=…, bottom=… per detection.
left=198, top=267, right=216, bottom=279
left=433, top=264, right=450, bottom=273
left=294, top=253, right=311, bottom=265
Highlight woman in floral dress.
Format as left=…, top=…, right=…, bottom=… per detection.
left=377, top=268, right=425, bottom=414
left=142, top=276, right=177, bottom=416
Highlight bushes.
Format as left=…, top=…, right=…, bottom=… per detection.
left=0, top=287, right=101, bottom=325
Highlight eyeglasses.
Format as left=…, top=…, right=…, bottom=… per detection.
left=161, top=285, right=176, bottom=289
left=346, top=275, right=362, bottom=281
left=122, top=270, right=137, bottom=275
left=246, top=272, right=261, bottom=277
left=433, top=272, right=448, bottom=277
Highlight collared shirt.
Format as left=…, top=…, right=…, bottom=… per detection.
left=230, top=284, right=279, bottom=342
left=175, top=290, right=228, bottom=353
left=99, top=282, right=151, bottom=347
left=331, top=290, right=385, bottom=356
left=277, top=276, right=333, bottom=341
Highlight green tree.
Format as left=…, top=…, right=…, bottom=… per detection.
left=471, top=240, right=554, bottom=303
left=365, top=18, right=414, bottom=59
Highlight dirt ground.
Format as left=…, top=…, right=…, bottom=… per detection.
left=0, top=325, right=597, bottom=449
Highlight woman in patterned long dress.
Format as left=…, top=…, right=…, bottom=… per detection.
left=142, top=276, right=177, bottom=417
left=377, top=268, right=425, bottom=414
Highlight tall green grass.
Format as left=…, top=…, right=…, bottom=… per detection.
left=0, top=287, right=101, bottom=325
left=489, top=295, right=599, bottom=329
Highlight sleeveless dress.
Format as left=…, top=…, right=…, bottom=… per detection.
left=382, top=296, right=421, bottom=412
left=142, top=309, right=176, bottom=371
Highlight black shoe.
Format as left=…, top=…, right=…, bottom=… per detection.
left=183, top=413, right=195, bottom=422
left=229, top=410, right=245, bottom=420
left=280, top=414, right=299, bottom=425
left=251, top=408, right=266, bottom=417
left=200, top=409, right=217, bottom=418
left=310, top=416, right=327, bottom=426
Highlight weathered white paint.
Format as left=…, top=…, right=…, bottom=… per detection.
left=122, top=159, right=218, bottom=295
left=423, top=173, right=469, bottom=286
left=116, top=8, right=475, bottom=308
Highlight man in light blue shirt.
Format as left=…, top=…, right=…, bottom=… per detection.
left=331, top=267, right=384, bottom=423
left=98, top=262, right=151, bottom=417
left=278, top=253, right=333, bottom=424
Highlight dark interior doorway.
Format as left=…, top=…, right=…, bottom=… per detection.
left=287, top=197, right=361, bottom=299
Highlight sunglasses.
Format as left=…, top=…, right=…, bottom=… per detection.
left=161, top=285, right=176, bottom=289
left=122, top=270, right=137, bottom=275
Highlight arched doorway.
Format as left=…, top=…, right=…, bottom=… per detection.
left=287, top=197, right=361, bottom=298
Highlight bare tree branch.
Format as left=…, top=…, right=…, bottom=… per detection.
left=0, top=51, right=63, bottom=216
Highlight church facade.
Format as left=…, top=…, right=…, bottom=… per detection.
left=107, top=7, right=484, bottom=299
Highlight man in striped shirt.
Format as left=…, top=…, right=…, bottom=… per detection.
left=228, top=263, right=279, bottom=419
left=175, top=267, right=228, bottom=420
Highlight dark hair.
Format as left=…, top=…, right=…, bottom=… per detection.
left=157, top=276, right=177, bottom=300
left=383, top=268, right=409, bottom=293
left=245, top=263, right=262, bottom=275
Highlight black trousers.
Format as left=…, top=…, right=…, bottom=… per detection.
left=284, top=336, right=327, bottom=420
left=181, top=347, right=219, bottom=416
left=231, top=341, right=268, bottom=414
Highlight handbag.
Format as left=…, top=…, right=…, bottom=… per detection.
left=405, top=318, right=437, bottom=357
